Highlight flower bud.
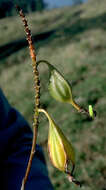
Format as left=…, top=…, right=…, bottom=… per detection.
left=49, top=69, right=73, bottom=103
left=38, top=108, right=75, bottom=172
left=38, top=108, right=80, bottom=186
left=38, top=61, right=96, bottom=118
left=48, top=68, right=81, bottom=112
left=48, top=114, right=75, bottom=172
left=89, top=105, right=95, bottom=119
left=38, top=61, right=81, bottom=112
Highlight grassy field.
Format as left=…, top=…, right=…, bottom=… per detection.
left=0, top=0, right=106, bottom=189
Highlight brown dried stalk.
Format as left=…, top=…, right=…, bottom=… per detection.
left=16, top=6, right=40, bottom=190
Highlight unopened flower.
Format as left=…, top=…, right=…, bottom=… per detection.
left=38, top=108, right=75, bottom=171
left=38, top=60, right=96, bottom=118
left=48, top=68, right=81, bottom=112
left=49, top=69, right=73, bottom=103
left=48, top=117, right=81, bottom=186
left=38, top=108, right=81, bottom=186
left=48, top=117, right=75, bottom=172
left=48, top=67, right=95, bottom=118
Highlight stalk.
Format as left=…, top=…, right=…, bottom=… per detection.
left=16, top=6, right=40, bottom=190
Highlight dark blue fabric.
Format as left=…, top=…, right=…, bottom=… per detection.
left=0, top=89, right=53, bottom=190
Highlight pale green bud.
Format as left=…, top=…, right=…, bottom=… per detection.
left=37, top=60, right=81, bottom=112
left=49, top=69, right=73, bottom=103
left=49, top=68, right=82, bottom=112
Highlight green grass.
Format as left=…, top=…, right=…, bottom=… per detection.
left=0, top=0, right=106, bottom=189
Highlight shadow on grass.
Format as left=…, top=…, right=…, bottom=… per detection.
left=0, top=11, right=106, bottom=61
left=0, top=30, right=56, bottom=60
left=55, top=12, right=106, bottom=45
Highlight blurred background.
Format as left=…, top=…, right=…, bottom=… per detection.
left=0, top=0, right=106, bottom=189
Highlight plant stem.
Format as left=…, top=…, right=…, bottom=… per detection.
left=17, top=6, right=40, bottom=189
left=66, top=171, right=81, bottom=187
left=71, top=100, right=81, bottom=111
left=38, top=108, right=51, bottom=121
left=70, top=100, right=90, bottom=117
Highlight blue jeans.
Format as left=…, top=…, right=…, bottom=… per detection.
left=0, top=89, right=53, bottom=190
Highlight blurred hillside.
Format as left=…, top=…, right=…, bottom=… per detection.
left=0, top=0, right=106, bottom=189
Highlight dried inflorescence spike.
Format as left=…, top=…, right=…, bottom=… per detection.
left=16, top=5, right=36, bottom=61
left=16, top=6, right=40, bottom=189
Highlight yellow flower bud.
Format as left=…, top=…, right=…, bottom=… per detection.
left=47, top=119, right=82, bottom=186
left=38, top=108, right=75, bottom=172
left=38, top=108, right=81, bottom=186
left=48, top=118, right=75, bottom=172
